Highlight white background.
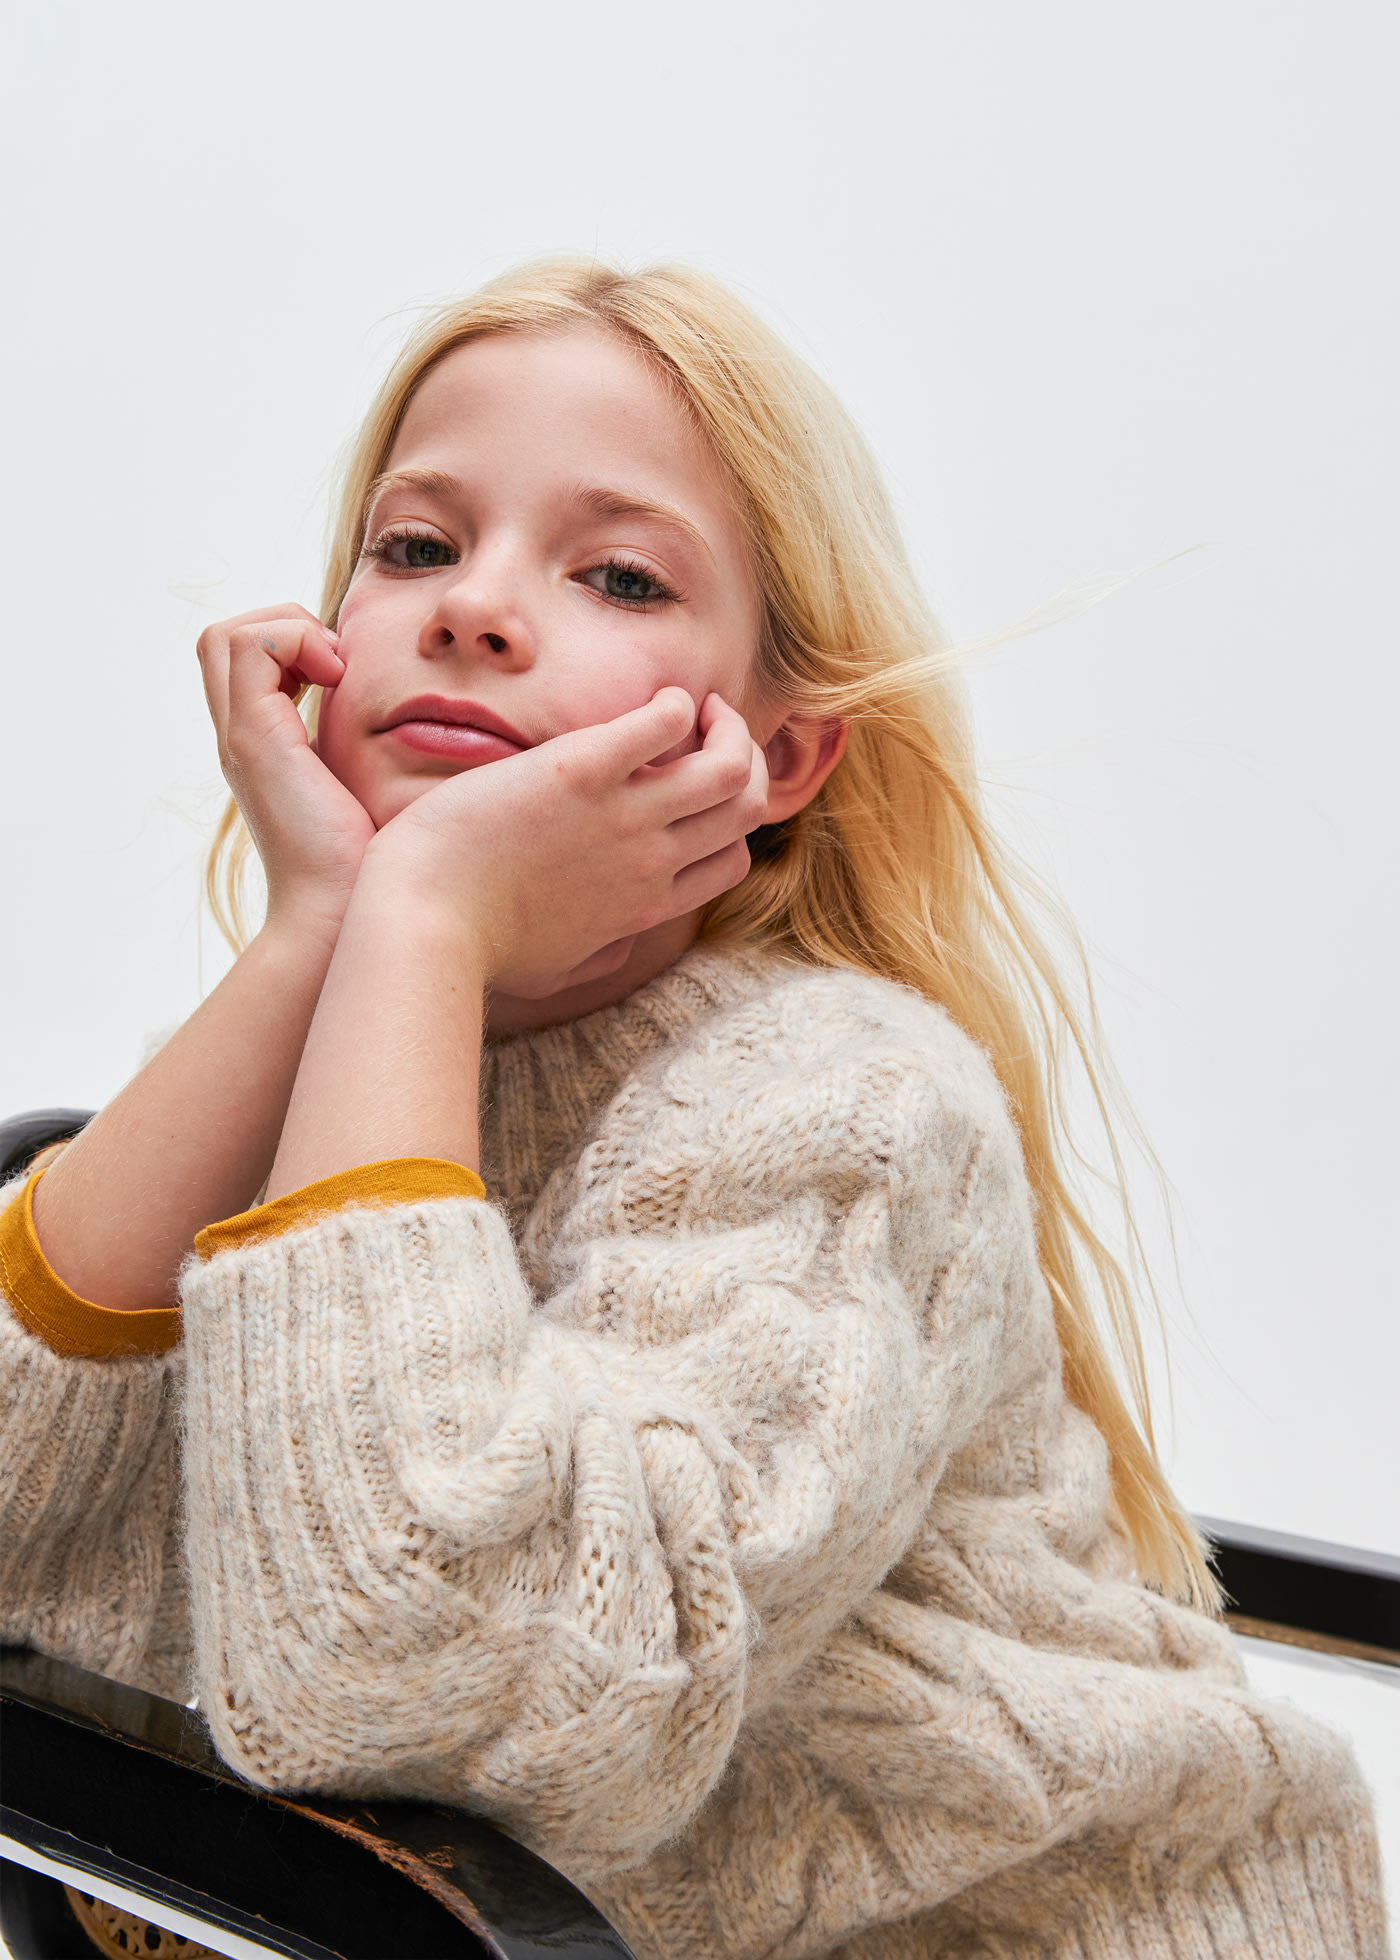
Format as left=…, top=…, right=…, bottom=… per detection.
left=2, top=2, right=1395, bottom=1560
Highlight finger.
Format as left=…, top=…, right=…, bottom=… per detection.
left=666, top=741, right=769, bottom=862
left=563, top=936, right=639, bottom=989
left=266, top=620, right=344, bottom=695
left=227, top=620, right=344, bottom=724
left=196, top=628, right=232, bottom=743
left=197, top=605, right=333, bottom=676
left=204, top=602, right=329, bottom=640
left=198, top=608, right=337, bottom=735
left=654, top=696, right=764, bottom=822
left=668, top=835, right=754, bottom=914
left=698, top=690, right=743, bottom=741
left=622, top=686, right=699, bottom=767
left=558, top=686, right=698, bottom=787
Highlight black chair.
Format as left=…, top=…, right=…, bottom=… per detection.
left=1, top=1648, right=635, bottom=1959
left=0, top=1109, right=96, bottom=1182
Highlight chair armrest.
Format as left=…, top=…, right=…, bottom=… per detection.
left=1, top=1648, right=635, bottom=1960
left=0, top=1111, right=96, bottom=1181
left=1200, top=1516, right=1400, bottom=1667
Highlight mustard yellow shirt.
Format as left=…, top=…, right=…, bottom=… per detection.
left=0, top=1157, right=485, bottom=1359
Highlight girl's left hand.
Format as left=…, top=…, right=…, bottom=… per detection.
left=361, top=687, right=768, bottom=997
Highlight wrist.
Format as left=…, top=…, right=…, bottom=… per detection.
left=343, top=850, right=492, bottom=980
left=257, top=886, right=353, bottom=964
left=355, top=831, right=494, bottom=942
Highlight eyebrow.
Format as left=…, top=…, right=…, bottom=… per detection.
left=363, top=467, right=461, bottom=512
left=364, top=468, right=714, bottom=564
left=561, top=483, right=714, bottom=564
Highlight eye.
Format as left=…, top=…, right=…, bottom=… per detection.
left=579, top=558, right=677, bottom=609
left=363, top=526, right=459, bottom=573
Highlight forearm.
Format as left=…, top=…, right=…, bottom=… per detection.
left=265, top=864, right=484, bottom=1199
left=32, top=904, right=345, bottom=1310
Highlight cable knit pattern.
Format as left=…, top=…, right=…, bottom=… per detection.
left=1, top=944, right=1388, bottom=1957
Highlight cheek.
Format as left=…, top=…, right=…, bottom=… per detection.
left=312, top=657, right=381, bottom=782
left=539, top=608, right=675, bottom=724
left=332, top=578, right=396, bottom=660
left=656, top=629, right=760, bottom=728
left=314, top=586, right=397, bottom=767
left=583, top=613, right=756, bottom=715
left=310, top=687, right=370, bottom=806
left=312, top=684, right=408, bottom=828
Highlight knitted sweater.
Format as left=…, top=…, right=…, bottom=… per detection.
left=0, top=944, right=1387, bottom=1959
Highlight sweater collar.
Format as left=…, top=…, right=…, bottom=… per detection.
left=477, top=940, right=790, bottom=1222
left=489, top=936, right=785, bottom=1075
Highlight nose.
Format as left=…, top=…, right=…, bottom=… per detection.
left=416, top=548, right=535, bottom=671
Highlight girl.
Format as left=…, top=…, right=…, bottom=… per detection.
left=0, top=260, right=1386, bottom=1959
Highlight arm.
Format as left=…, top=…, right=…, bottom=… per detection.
left=30, top=907, right=345, bottom=1311
left=0, top=608, right=368, bottom=1691
left=22, top=608, right=375, bottom=1314
left=0, top=1223, right=188, bottom=1695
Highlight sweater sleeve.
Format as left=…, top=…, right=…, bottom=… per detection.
left=0, top=1172, right=190, bottom=1698
left=179, top=1003, right=1027, bottom=1878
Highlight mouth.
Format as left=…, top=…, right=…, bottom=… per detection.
left=377, top=695, right=533, bottom=764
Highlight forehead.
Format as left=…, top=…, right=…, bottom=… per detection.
left=389, top=326, right=730, bottom=510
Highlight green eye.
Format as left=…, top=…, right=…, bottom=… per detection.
left=402, top=535, right=455, bottom=569
left=364, top=528, right=459, bottom=573
left=602, top=563, right=661, bottom=603
left=575, top=559, right=679, bottom=608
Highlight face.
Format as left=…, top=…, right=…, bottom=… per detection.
left=316, top=327, right=764, bottom=827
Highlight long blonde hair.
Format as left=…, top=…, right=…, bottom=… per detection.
left=207, top=257, right=1218, bottom=1609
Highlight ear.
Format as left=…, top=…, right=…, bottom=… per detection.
left=762, top=715, right=849, bottom=824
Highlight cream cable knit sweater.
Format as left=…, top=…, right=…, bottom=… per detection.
left=0, top=945, right=1387, bottom=1959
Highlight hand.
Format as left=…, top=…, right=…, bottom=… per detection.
left=365, top=688, right=768, bottom=997
left=197, top=604, right=377, bottom=925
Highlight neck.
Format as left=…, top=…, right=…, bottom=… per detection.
left=484, top=912, right=703, bottom=1038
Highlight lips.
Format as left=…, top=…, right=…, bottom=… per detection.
left=378, top=695, right=533, bottom=764
left=380, top=696, right=532, bottom=746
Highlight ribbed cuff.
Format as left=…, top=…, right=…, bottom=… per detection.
left=194, top=1157, right=486, bottom=1259
left=0, top=1170, right=182, bottom=1359
left=885, top=1812, right=1392, bottom=1960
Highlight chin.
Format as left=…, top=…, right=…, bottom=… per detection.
left=366, top=774, right=449, bottom=826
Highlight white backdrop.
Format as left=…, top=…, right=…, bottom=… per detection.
left=2, top=0, right=1396, bottom=1554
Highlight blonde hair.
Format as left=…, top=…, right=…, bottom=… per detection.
left=207, top=257, right=1218, bottom=1610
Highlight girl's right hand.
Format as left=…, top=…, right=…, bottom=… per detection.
left=197, top=604, right=376, bottom=926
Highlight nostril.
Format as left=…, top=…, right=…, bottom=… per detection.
left=485, top=632, right=507, bottom=655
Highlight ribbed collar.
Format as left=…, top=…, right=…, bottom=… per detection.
left=478, top=940, right=788, bottom=1230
